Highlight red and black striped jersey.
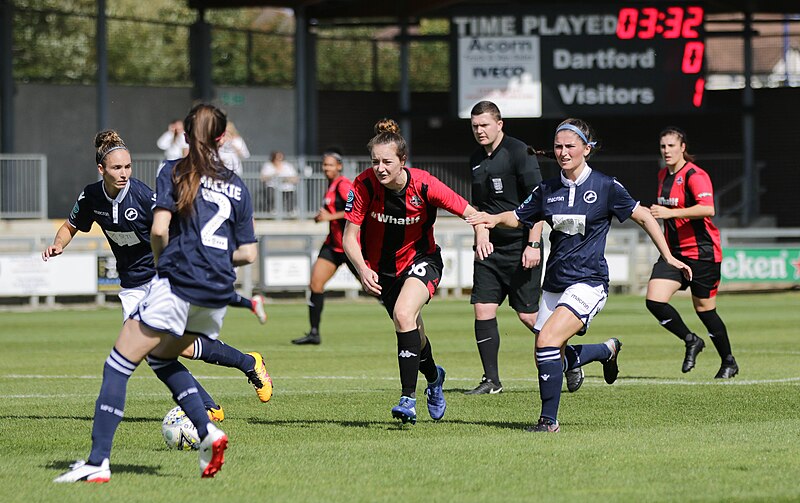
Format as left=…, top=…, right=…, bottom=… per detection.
left=345, top=167, right=468, bottom=279
left=322, top=175, right=353, bottom=253
left=656, top=162, right=722, bottom=262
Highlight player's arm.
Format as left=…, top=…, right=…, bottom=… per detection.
left=461, top=204, right=493, bottom=260
left=343, top=221, right=380, bottom=296
left=522, top=221, right=544, bottom=268
left=631, top=205, right=693, bottom=280
left=42, top=221, right=79, bottom=261
left=650, top=203, right=714, bottom=220
left=150, top=208, right=172, bottom=266
left=466, top=210, right=522, bottom=229
left=233, top=243, right=257, bottom=266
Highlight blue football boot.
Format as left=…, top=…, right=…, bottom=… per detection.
left=391, top=396, right=417, bottom=424
left=424, top=365, right=446, bottom=420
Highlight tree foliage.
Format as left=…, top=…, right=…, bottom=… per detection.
left=11, top=1, right=449, bottom=90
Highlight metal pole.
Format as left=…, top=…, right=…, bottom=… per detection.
left=0, top=0, right=14, bottom=153
left=741, top=9, right=755, bottom=226
left=399, top=17, right=411, bottom=158
left=96, top=0, right=108, bottom=131
left=295, top=6, right=307, bottom=157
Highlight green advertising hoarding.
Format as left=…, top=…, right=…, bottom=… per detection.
left=721, top=248, right=800, bottom=283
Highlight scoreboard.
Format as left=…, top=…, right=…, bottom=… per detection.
left=452, top=4, right=706, bottom=118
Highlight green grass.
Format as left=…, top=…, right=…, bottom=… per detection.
left=1, top=292, right=799, bottom=502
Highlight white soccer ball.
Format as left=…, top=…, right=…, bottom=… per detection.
left=161, top=406, right=200, bottom=451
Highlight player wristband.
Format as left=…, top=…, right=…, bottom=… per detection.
left=527, top=241, right=541, bottom=249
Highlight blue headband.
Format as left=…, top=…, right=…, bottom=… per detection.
left=556, top=124, right=597, bottom=147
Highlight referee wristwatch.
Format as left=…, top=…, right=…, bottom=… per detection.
left=527, top=241, right=541, bottom=249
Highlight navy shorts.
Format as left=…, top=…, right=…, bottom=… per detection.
left=650, top=255, right=721, bottom=298
left=317, top=243, right=359, bottom=277
left=379, top=249, right=443, bottom=319
left=471, top=244, right=541, bottom=313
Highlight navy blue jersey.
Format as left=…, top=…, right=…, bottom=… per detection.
left=155, top=160, right=256, bottom=308
left=68, top=178, right=156, bottom=288
left=514, top=167, right=638, bottom=292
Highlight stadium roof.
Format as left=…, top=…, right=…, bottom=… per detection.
left=187, top=0, right=800, bottom=20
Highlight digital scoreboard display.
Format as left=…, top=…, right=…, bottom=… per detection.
left=452, top=4, right=706, bottom=118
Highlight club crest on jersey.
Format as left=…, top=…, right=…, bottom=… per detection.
left=492, top=178, right=503, bottom=193
left=676, top=176, right=684, bottom=185
left=410, top=195, right=423, bottom=207
left=124, top=208, right=139, bottom=221
left=583, top=190, right=598, bottom=204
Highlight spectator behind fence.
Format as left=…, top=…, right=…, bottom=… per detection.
left=156, top=118, right=189, bottom=160
left=218, top=121, right=250, bottom=177
left=260, top=150, right=298, bottom=216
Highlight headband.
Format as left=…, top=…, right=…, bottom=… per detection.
left=97, top=145, right=128, bottom=164
left=324, top=151, right=343, bottom=163
left=556, top=124, right=597, bottom=147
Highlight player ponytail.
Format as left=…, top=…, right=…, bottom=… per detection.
left=660, top=126, right=695, bottom=163
left=173, top=104, right=228, bottom=218
left=95, top=130, right=128, bottom=167
left=367, top=118, right=408, bottom=162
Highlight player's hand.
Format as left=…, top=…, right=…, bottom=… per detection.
left=522, top=245, right=541, bottom=269
left=668, top=257, right=693, bottom=281
left=314, top=208, right=332, bottom=223
left=359, top=267, right=381, bottom=296
left=650, top=204, right=672, bottom=220
left=42, top=245, right=63, bottom=261
left=466, top=212, right=498, bottom=229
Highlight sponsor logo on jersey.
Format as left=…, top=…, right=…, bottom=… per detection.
left=370, top=212, right=420, bottom=225
left=552, top=214, right=586, bottom=236
left=409, top=195, right=423, bottom=207
left=547, top=195, right=565, bottom=203
left=583, top=190, right=598, bottom=204
left=93, top=210, right=110, bottom=217
left=124, top=208, right=139, bottom=221
left=492, top=178, right=503, bottom=193
left=697, top=192, right=712, bottom=198
left=658, top=196, right=679, bottom=207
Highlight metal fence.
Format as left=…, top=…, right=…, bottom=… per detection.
left=0, top=154, right=48, bottom=219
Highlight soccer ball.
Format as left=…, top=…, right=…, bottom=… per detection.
left=161, top=406, right=200, bottom=451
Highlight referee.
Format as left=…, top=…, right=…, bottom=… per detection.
left=465, top=101, right=546, bottom=395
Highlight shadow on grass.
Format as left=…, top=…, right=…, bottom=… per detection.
left=0, top=415, right=160, bottom=423
left=247, top=417, right=536, bottom=431
left=46, top=460, right=165, bottom=476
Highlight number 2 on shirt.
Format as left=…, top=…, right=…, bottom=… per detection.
left=200, top=188, right=231, bottom=250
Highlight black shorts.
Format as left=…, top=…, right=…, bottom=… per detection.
left=470, top=244, right=542, bottom=313
left=650, top=255, right=721, bottom=299
left=379, top=249, right=443, bottom=319
left=317, top=243, right=359, bottom=277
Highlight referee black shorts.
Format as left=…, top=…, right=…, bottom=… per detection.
left=471, top=244, right=542, bottom=313
left=650, top=255, right=721, bottom=298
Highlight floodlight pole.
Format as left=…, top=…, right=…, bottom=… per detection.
left=741, top=8, right=755, bottom=226
left=295, top=6, right=308, bottom=157
left=399, top=16, right=411, bottom=159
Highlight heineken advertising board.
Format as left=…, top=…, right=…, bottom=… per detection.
left=721, top=248, right=800, bottom=283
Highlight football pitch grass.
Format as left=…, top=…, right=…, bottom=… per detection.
left=1, top=292, right=798, bottom=502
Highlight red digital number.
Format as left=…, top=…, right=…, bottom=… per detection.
left=693, top=78, right=705, bottom=107
left=616, top=8, right=638, bottom=39
left=682, top=6, right=703, bottom=38
left=638, top=7, right=658, bottom=39
left=682, top=41, right=705, bottom=74
left=663, top=6, right=684, bottom=38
